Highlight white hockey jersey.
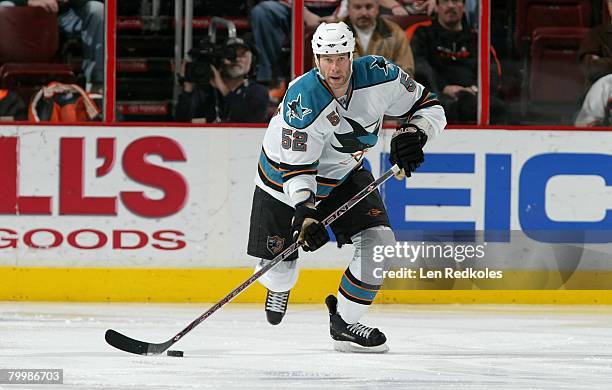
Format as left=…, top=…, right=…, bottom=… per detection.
left=255, top=55, right=447, bottom=207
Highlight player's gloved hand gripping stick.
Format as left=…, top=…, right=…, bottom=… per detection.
left=105, top=164, right=401, bottom=356
left=292, top=195, right=330, bottom=252
left=390, top=123, right=427, bottom=180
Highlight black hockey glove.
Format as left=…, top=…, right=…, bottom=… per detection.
left=389, top=123, right=428, bottom=179
left=291, top=203, right=330, bottom=252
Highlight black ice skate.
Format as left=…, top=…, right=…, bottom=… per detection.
left=265, top=290, right=290, bottom=325
left=325, top=295, right=389, bottom=353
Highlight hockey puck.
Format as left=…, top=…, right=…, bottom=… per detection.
left=167, top=350, right=184, bottom=357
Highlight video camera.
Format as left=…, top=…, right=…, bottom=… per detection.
left=185, top=40, right=238, bottom=84
left=184, top=17, right=252, bottom=84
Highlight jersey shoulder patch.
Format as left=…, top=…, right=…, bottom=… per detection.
left=282, top=69, right=333, bottom=129
left=352, top=55, right=400, bottom=90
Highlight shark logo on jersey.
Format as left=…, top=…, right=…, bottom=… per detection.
left=332, top=117, right=380, bottom=156
left=369, top=56, right=392, bottom=76
left=286, top=94, right=312, bottom=123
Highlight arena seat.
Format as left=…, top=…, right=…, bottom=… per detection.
left=528, top=27, right=589, bottom=104
left=0, top=63, right=75, bottom=104
left=0, top=7, right=60, bottom=63
left=515, top=0, right=591, bottom=56
left=521, top=26, right=589, bottom=124
left=0, top=7, right=74, bottom=103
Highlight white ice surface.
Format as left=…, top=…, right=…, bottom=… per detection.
left=1, top=302, right=612, bottom=389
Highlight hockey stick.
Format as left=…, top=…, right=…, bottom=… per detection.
left=105, top=164, right=400, bottom=355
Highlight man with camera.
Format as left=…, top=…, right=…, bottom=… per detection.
left=175, top=37, right=270, bottom=123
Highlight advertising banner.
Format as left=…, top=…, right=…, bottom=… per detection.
left=0, top=126, right=610, bottom=277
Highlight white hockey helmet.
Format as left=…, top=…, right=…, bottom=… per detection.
left=311, top=22, right=355, bottom=69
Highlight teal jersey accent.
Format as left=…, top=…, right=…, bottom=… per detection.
left=282, top=70, right=333, bottom=129
left=339, top=273, right=378, bottom=302
left=258, top=151, right=283, bottom=189
left=352, top=55, right=400, bottom=90
left=258, top=149, right=352, bottom=199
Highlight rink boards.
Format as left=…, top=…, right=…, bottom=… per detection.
left=0, top=125, right=610, bottom=303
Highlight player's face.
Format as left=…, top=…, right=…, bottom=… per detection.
left=437, top=0, right=464, bottom=27
left=318, top=53, right=351, bottom=92
left=348, top=0, right=379, bottom=30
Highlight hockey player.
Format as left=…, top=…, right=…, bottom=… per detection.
left=247, top=21, right=446, bottom=353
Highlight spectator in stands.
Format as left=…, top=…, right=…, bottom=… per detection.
left=382, top=0, right=409, bottom=15
left=250, top=1, right=345, bottom=84
left=402, top=0, right=477, bottom=28
left=0, top=88, right=26, bottom=120
left=344, top=0, right=414, bottom=75
left=575, top=73, right=612, bottom=126
left=0, top=0, right=104, bottom=92
left=406, top=0, right=436, bottom=15
left=338, top=0, right=409, bottom=16
left=578, top=0, right=612, bottom=89
left=175, top=37, right=269, bottom=123
left=410, top=0, right=504, bottom=123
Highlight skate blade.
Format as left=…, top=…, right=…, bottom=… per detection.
left=333, top=340, right=389, bottom=354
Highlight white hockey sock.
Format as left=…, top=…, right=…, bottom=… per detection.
left=337, top=292, right=369, bottom=324
left=256, top=259, right=299, bottom=292
left=337, top=260, right=380, bottom=324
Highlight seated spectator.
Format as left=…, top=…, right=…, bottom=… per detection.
left=410, top=0, right=504, bottom=123
left=0, top=88, right=26, bottom=120
left=175, top=37, right=269, bottom=123
left=578, top=0, right=612, bottom=89
left=250, top=1, right=345, bottom=84
left=344, top=0, right=414, bottom=75
left=0, top=0, right=104, bottom=92
left=575, top=73, right=612, bottom=126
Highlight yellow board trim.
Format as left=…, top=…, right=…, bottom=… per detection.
left=2, top=267, right=612, bottom=304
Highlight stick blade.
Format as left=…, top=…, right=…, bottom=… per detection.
left=105, top=329, right=171, bottom=356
